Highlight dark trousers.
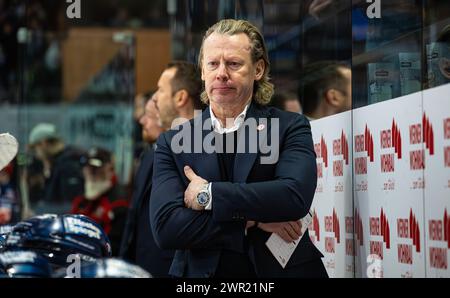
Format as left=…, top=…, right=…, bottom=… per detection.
left=213, top=250, right=257, bottom=278
left=260, top=258, right=329, bottom=278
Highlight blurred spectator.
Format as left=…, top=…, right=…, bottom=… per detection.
left=120, top=61, right=202, bottom=277
left=0, top=163, right=16, bottom=225
left=0, top=1, right=168, bottom=103
left=269, top=92, right=302, bottom=113
left=71, top=147, right=128, bottom=256
left=28, top=123, right=85, bottom=214
left=299, top=61, right=351, bottom=120
left=25, top=155, right=46, bottom=204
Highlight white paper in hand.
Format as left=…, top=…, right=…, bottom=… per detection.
left=265, top=212, right=313, bottom=268
left=0, top=133, right=19, bottom=171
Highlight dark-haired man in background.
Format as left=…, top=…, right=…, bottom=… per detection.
left=120, top=61, right=204, bottom=277
left=299, top=61, right=351, bottom=120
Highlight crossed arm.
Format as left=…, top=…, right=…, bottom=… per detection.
left=150, top=115, right=317, bottom=250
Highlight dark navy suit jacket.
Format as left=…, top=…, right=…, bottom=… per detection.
left=150, top=102, right=325, bottom=278
left=120, top=147, right=174, bottom=277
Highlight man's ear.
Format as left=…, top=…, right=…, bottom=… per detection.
left=174, top=89, right=189, bottom=108
left=254, top=59, right=265, bottom=81
left=324, top=88, right=342, bottom=108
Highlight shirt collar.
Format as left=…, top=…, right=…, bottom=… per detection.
left=305, top=115, right=316, bottom=122
left=210, top=103, right=250, bottom=134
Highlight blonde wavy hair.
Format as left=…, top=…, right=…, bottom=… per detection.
left=198, top=19, right=274, bottom=106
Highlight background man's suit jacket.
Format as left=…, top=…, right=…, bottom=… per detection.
left=120, top=147, right=174, bottom=277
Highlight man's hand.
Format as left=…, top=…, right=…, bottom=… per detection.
left=183, top=165, right=208, bottom=211
left=258, top=221, right=303, bottom=243
left=246, top=221, right=256, bottom=229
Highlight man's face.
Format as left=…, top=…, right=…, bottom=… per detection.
left=140, top=98, right=164, bottom=143
left=154, top=67, right=179, bottom=129
left=33, top=141, right=48, bottom=161
left=82, top=164, right=113, bottom=200
left=83, top=165, right=111, bottom=183
left=201, top=32, right=264, bottom=108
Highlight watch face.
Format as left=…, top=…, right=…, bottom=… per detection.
left=197, top=193, right=209, bottom=206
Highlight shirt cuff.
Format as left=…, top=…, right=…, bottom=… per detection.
left=205, top=182, right=212, bottom=210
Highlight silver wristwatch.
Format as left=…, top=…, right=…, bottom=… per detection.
left=196, top=183, right=210, bottom=207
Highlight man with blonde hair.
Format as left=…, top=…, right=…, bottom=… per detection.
left=150, top=19, right=326, bottom=278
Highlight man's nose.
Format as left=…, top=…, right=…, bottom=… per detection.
left=152, top=94, right=158, bottom=108
left=215, top=63, right=229, bottom=81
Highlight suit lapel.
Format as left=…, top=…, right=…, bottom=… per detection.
left=134, top=148, right=154, bottom=210
left=233, top=103, right=270, bottom=182
left=185, top=109, right=222, bottom=183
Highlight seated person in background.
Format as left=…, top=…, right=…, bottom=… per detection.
left=298, top=61, right=352, bottom=120
left=71, top=147, right=128, bottom=256
left=28, top=123, right=85, bottom=214
left=269, top=92, right=302, bottom=113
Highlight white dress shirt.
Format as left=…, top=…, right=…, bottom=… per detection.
left=210, top=104, right=250, bottom=134
left=204, top=103, right=250, bottom=210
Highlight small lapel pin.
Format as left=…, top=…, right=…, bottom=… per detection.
left=257, top=124, right=265, bottom=131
